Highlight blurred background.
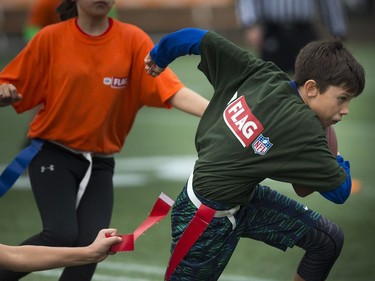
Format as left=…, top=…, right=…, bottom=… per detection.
left=0, top=1, right=374, bottom=280
left=0, top=0, right=374, bottom=58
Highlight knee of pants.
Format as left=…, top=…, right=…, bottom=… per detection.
left=320, top=223, right=345, bottom=259
left=332, top=228, right=345, bottom=256
left=297, top=219, right=345, bottom=281
left=41, top=227, right=79, bottom=247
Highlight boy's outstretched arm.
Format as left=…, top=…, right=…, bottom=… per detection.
left=145, top=28, right=208, bottom=77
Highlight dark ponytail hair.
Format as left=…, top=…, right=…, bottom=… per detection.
left=56, top=0, right=78, bottom=21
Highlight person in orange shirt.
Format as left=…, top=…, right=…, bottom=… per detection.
left=0, top=0, right=209, bottom=280
left=21, top=0, right=119, bottom=150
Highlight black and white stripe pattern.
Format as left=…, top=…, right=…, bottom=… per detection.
left=236, top=0, right=347, bottom=37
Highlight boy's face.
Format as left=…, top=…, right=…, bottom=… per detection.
left=306, top=84, right=352, bottom=128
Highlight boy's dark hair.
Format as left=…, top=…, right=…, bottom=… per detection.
left=293, top=39, right=365, bottom=97
left=57, top=0, right=78, bottom=21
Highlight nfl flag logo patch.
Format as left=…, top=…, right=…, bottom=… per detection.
left=252, top=134, right=273, bottom=155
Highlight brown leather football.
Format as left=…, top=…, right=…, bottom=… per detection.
left=325, top=125, right=338, bottom=156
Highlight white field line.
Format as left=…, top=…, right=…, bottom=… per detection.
left=34, top=261, right=277, bottom=281
left=5, top=155, right=277, bottom=189
left=4, top=155, right=197, bottom=189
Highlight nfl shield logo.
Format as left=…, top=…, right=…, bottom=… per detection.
left=252, top=134, right=273, bottom=155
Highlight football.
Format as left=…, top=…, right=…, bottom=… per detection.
left=292, top=125, right=338, bottom=197
left=325, top=125, right=338, bottom=156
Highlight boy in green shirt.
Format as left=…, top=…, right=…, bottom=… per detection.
left=145, top=28, right=365, bottom=281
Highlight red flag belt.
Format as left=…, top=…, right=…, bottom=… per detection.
left=165, top=203, right=216, bottom=280
left=109, top=192, right=174, bottom=252
left=108, top=191, right=216, bottom=281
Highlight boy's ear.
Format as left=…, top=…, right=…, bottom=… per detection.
left=304, top=80, right=318, bottom=97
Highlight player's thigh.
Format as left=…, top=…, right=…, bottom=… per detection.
left=76, top=156, right=115, bottom=244
left=170, top=187, right=240, bottom=280
left=240, top=185, right=320, bottom=250
left=28, top=143, right=90, bottom=239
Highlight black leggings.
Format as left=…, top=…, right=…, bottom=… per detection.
left=296, top=216, right=344, bottom=281
left=0, top=142, right=114, bottom=281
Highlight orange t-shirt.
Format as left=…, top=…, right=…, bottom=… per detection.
left=0, top=19, right=184, bottom=153
left=27, top=0, right=60, bottom=27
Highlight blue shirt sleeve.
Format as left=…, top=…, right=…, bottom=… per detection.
left=319, top=155, right=351, bottom=204
left=150, top=28, right=208, bottom=68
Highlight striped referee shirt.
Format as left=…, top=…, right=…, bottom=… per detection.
left=236, top=0, right=347, bottom=37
